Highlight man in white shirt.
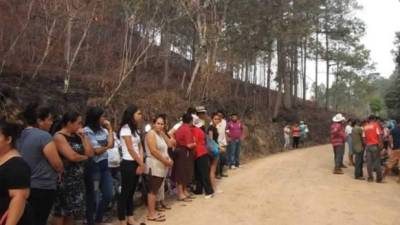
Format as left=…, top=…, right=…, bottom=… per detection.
left=345, top=119, right=354, bottom=166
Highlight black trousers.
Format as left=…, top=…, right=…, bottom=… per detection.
left=293, top=137, right=300, bottom=149
left=117, top=160, right=139, bottom=221
left=28, top=188, right=57, bottom=225
left=354, top=150, right=364, bottom=178
left=194, top=155, right=214, bottom=195
left=217, top=151, right=227, bottom=176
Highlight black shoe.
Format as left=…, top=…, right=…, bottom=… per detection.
left=367, top=177, right=374, bottom=182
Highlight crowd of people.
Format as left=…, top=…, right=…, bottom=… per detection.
left=330, top=113, right=400, bottom=183
left=0, top=103, right=245, bottom=225
left=283, top=121, right=309, bottom=150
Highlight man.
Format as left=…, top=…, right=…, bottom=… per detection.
left=216, top=110, right=228, bottom=174
left=363, top=115, right=383, bottom=183
left=299, top=121, right=309, bottom=145
left=283, top=124, right=291, bottom=150
left=345, top=119, right=354, bottom=166
left=384, top=119, right=400, bottom=181
left=330, top=113, right=346, bottom=174
left=352, top=119, right=365, bottom=180
left=227, top=113, right=244, bottom=169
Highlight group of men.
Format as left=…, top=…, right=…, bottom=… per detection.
left=330, top=113, right=400, bottom=183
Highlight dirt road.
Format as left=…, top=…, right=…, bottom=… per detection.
left=137, top=145, right=399, bottom=225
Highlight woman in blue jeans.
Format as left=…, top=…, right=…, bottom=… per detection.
left=83, top=107, right=114, bottom=225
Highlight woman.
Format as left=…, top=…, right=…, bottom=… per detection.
left=173, top=113, right=196, bottom=201
left=117, top=105, right=145, bottom=225
left=291, top=123, right=301, bottom=149
left=0, top=121, right=32, bottom=225
left=207, top=113, right=220, bottom=193
left=144, top=115, right=173, bottom=222
left=83, top=107, right=114, bottom=225
left=192, top=118, right=214, bottom=198
left=17, top=103, right=63, bottom=225
left=52, top=112, right=94, bottom=225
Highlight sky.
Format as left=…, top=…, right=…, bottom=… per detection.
left=357, top=0, right=400, bottom=77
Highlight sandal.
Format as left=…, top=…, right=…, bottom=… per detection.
left=178, top=197, right=192, bottom=202
left=147, top=216, right=166, bottom=222
left=160, top=202, right=171, bottom=210
left=156, top=206, right=166, bottom=212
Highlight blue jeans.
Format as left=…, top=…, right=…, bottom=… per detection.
left=333, top=145, right=344, bottom=169
left=84, top=159, right=113, bottom=224
left=228, top=140, right=241, bottom=167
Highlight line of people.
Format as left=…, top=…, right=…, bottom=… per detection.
left=283, top=121, right=309, bottom=150
left=330, top=113, right=400, bottom=183
left=0, top=103, right=245, bottom=225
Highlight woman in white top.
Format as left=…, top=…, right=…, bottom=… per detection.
left=116, top=105, right=145, bottom=225
left=144, top=115, right=173, bottom=222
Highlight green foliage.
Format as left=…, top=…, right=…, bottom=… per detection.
left=369, top=98, right=383, bottom=114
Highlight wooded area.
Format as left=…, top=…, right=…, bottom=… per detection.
left=0, top=0, right=388, bottom=119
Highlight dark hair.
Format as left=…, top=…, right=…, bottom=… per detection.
left=231, top=113, right=238, bottom=117
left=153, top=114, right=166, bottom=124
left=0, top=120, right=22, bottom=148
left=182, top=113, right=193, bottom=124
left=85, top=106, right=104, bottom=132
left=51, top=111, right=81, bottom=134
left=22, top=102, right=52, bottom=126
left=119, top=104, right=140, bottom=138
left=211, top=112, right=219, bottom=119
left=352, top=119, right=360, bottom=126
left=217, top=110, right=225, bottom=118
left=186, top=107, right=196, bottom=115
left=368, top=115, right=376, bottom=121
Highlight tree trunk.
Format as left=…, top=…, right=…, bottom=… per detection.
left=315, top=31, right=319, bottom=105
left=278, top=38, right=291, bottom=109
left=303, top=38, right=307, bottom=102
left=267, top=49, right=272, bottom=108
left=161, top=23, right=171, bottom=86
left=325, top=32, right=330, bottom=110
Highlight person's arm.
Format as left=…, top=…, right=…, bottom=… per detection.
left=77, top=129, right=94, bottom=157
left=146, top=132, right=172, bottom=167
left=6, top=188, right=30, bottom=225
left=122, top=136, right=144, bottom=166
left=43, top=141, right=64, bottom=173
left=160, top=131, right=174, bottom=148
left=54, top=134, right=88, bottom=162
left=87, top=128, right=114, bottom=156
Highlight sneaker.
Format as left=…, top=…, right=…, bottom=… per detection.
left=333, top=169, right=344, bottom=174
left=205, top=194, right=214, bottom=199
left=221, top=173, right=229, bottom=178
left=231, top=166, right=238, bottom=169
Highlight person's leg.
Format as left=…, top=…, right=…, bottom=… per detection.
left=117, top=160, right=133, bottom=222
left=198, top=155, right=213, bottom=195
left=354, top=151, right=363, bottom=178
left=227, top=141, right=234, bottom=167
left=347, top=137, right=354, bottom=166
left=84, top=160, right=96, bottom=225
left=235, top=140, right=241, bottom=167
left=338, top=145, right=345, bottom=168
left=28, top=188, right=57, bottom=225
left=147, top=177, right=164, bottom=219
left=333, top=147, right=337, bottom=169
left=194, top=158, right=204, bottom=194
left=126, top=167, right=139, bottom=224
left=366, top=147, right=374, bottom=180
left=95, top=160, right=113, bottom=223
left=220, top=151, right=228, bottom=176
left=373, top=148, right=383, bottom=182
left=209, top=157, right=218, bottom=192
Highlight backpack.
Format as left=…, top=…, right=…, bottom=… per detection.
left=206, top=135, right=219, bottom=158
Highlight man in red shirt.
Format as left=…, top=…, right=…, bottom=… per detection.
left=330, top=113, right=347, bottom=174
left=363, top=115, right=383, bottom=182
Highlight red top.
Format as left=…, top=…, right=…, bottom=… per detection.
left=175, top=123, right=195, bottom=148
left=292, top=126, right=301, bottom=137
left=363, top=122, right=381, bottom=145
left=191, top=127, right=208, bottom=159
left=330, top=122, right=346, bottom=146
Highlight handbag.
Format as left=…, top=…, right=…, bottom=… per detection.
left=0, top=210, right=8, bottom=225
left=206, top=136, right=219, bottom=158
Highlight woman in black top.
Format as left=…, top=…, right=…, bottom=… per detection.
left=207, top=113, right=220, bottom=193
left=0, top=121, right=32, bottom=225
left=52, top=112, right=94, bottom=225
